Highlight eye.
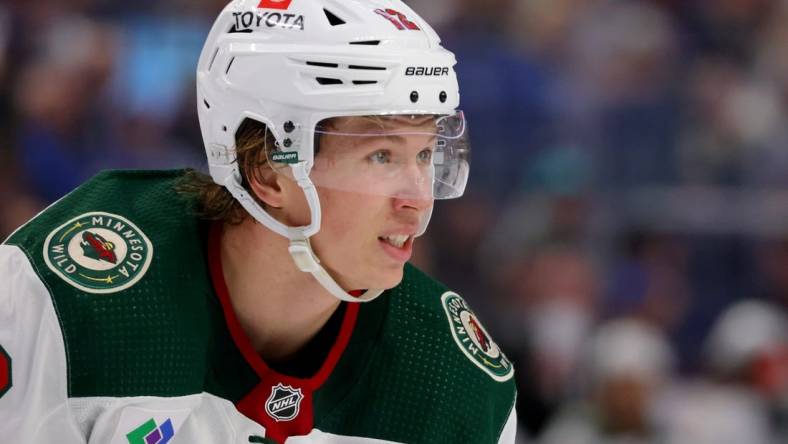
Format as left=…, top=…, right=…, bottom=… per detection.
left=369, top=150, right=391, bottom=164
left=417, top=148, right=432, bottom=164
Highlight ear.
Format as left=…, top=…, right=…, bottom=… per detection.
left=246, top=167, right=311, bottom=227
left=246, top=167, right=285, bottom=209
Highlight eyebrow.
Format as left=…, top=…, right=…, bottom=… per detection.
left=354, top=133, right=438, bottom=144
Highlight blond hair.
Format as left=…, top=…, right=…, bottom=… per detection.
left=176, top=118, right=274, bottom=224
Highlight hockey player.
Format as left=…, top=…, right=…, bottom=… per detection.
left=0, top=1, right=517, bottom=443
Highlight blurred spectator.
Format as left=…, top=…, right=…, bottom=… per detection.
left=703, top=300, right=788, bottom=439
left=746, top=0, right=788, bottom=187
left=705, top=300, right=787, bottom=382
left=475, top=148, right=604, bottom=437
left=0, top=5, right=9, bottom=85
left=683, top=0, right=775, bottom=61
left=0, top=157, right=43, bottom=239
left=562, top=0, right=681, bottom=187
left=605, top=230, right=692, bottom=366
left=488, top=238, right=602, bottom=437
left=506, top=0, right=593, bottom=59
left=539, top=319, right=674, bottom=444
left=13, top=15, right=119, bottom=202
left=756, top=235, right=788, bottom=311
left=520, top=245, right=599, bottom=389
left=677, top=57, right=785, bottom=185
left=0, top=4, right=12, bottom=150
left=660, top=380, right=773, bottom=444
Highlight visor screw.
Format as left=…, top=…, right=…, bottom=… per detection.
left=410, top=91, right=419, bottom=103
left=283, top=138, right=293, bottom=148
left=439, top=91, right=447, bottom=103
left=284, top=121, right=295, bottom=133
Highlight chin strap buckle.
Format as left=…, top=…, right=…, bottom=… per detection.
left=288, top=239, right=320, bottom=273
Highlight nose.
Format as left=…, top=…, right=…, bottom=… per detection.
left=393, top=193, right=433, bottom=212
left=392, top=164, right=433, bottom=211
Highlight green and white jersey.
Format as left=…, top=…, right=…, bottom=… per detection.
left=0, top=170, right=517, bottom=444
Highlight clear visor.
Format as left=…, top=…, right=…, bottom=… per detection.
left=268, top=111, right=470, bottom=200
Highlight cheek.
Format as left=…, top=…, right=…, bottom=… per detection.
left=315, top=189, right=384, bottom=245
left=279, top=178, right=313, bottom=226
left=319, top=191, right=362, bottom=236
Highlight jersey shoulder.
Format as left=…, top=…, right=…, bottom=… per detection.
left=388, top=264, right=516, bottom=385
left=5, top=169, right=205, bottom=297
left=6, top=169, right=199, bottom=251
left=353, top=264, right=517, bottom=443
left=3, top=169, right=219, bottom=398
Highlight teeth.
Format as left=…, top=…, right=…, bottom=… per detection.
left=382, top=235, right=409, bottom=248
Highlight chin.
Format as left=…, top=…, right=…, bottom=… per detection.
left=331, top=263, right=404, bottom=293
left=363, top=265, right=405, bottom=291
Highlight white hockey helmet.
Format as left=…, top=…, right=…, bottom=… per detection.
left=196, top=0, right=468, bottom=302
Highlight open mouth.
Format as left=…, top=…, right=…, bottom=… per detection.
left=377, top=234, right=414, bottom=261
left=379, top=234, right=410, bottom=248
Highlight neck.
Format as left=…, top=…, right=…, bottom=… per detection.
left=219, top=218, right=341, bottom=364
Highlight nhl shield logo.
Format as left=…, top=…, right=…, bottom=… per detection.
left=265, top=383, right=304, bottom=422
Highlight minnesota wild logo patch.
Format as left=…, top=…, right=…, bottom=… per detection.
left=441, top=292, right=513, bottom=382
left=43, top=212, right=153, bottom=294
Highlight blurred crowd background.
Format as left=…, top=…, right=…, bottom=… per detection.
left=1, top=0, right=787, bottom=442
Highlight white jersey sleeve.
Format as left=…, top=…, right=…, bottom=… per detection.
left=0, top=244, right=84, bottom=443
left=497, top=406, right=518, bottom=444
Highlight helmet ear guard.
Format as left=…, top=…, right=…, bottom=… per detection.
left=197, top=0, right=466, bottom=302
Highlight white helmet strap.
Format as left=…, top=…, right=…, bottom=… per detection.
left=224, top=163, right=384, bottom=303
left=288, top=239, right=384, bottom=303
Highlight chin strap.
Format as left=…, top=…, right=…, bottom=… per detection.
left=224, top=163, right=384, bottom=303
left=288, top=238, right=384, bottom=302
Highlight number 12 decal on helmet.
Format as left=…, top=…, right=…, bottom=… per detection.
left=257, top=0, right=294, bottom=10
left=374, top=8, right=420, bottom=30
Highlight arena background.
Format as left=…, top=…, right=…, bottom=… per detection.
left=1, top=1, right=786, bottom=442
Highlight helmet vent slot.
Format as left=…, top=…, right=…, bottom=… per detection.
left=208, top=47, right=219, bottom=71
left=316, top=77, right=343, bottom=85
left=348, top=65, right=386, bottom=71
left=225, top=57, right=235, bottom=75
left=349, top=40, right=381, bottom=46
left=307, top=61, right=339, bottom=68
left=352, top=80, right=378, bottom=85
left=323, top=9, right=346, bottom=26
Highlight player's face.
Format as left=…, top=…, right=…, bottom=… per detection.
left=291, top=116, right=436, bottom=290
